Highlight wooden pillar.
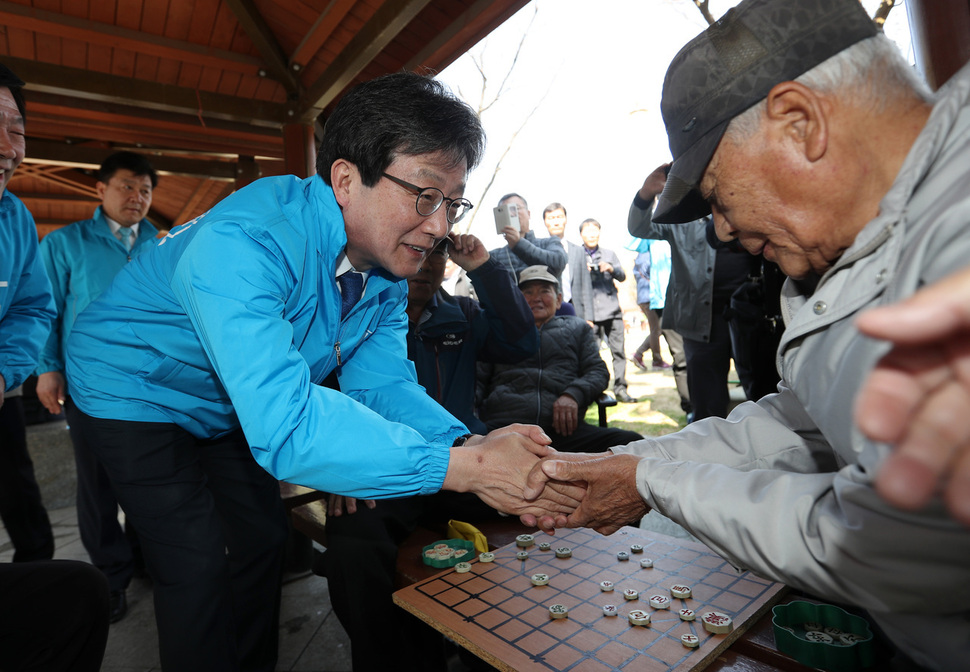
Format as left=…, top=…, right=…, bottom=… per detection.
left=905, top=0, right=970, bottom=90
left=234, top=155, right=260, bottom=191
left=283, top=123, right=317, bottom=178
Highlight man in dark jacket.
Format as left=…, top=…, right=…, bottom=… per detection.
left=405, top=235, right=538, bottom=432
left=488, top=193, right=567, bottom=288
left=568, top=219, right=637, bottom=403
left=322, top=233, right=537, bottom=671
left=478, top=265, right=642, bottom=452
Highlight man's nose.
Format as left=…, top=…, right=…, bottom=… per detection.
left=711, top=206, right=736, bottom=242
left=0, top=129, right=15, bottom=160
left=422, top=207, right=451, bottom=243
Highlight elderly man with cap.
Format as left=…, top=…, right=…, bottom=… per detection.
left=477, top=265, right=643, bottom=453
left=524, top=1, right=970, bottom=669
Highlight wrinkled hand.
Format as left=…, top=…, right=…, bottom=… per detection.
left=855, top=267, right=970, bottom=526
left=524, top=452, right=648, bottom=535
left=638, top=163, right=670, bottom=202
left=36, top=371, right=66, bottom=415
left=444, top=424, right=585, bottom=524
left=500, top=225, right=521, bottom=249
left=327, top=493, right=376, bottom=517
left=551, top=394, right=579, bottom=436
left=447, top=232, right=490, bottom=272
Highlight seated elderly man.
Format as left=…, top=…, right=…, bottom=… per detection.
left=477, top=265, right=642, bottom=453
left=525, top=1, right=970, bottom=670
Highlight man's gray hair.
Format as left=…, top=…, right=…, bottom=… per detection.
left=724, top=34, right=934, bottom=143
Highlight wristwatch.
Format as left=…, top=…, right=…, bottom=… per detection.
left=451, top=433, right=473, bottom=447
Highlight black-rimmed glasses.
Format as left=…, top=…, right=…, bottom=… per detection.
left=382, top=172, right=473, bottom=226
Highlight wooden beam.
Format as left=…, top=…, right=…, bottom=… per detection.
left=14, top=164, right=98, bottom=197
left=283, top=123, right=316, bottom=178
left=294, top=0, right=433, bottom=122
left=26, top=139, right=241, bottom=180
left=223, top=0, right=303, bottom=94
left=26, top=118, right=283, bottom=159
left=290, top=0, right=356, bottom=68
left=905, top=0, right=970, bottom=90
left=404, top=0, right=531, bottom=73
left=6, top=56, right=287, bottom=127
left=14, top=192, right=100, bottom=203
left=0, top=1, right=263, bottom=77
left=173, top=181, right=231, bottom=228
left=26, top=91, right=285, bottom=141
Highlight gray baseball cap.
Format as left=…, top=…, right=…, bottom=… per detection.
left=654, top=0, right=877, bottom=224
left=518, top=265, right=558, bottom=288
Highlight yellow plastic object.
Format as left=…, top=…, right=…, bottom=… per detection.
left=447, top=519, right=489, bottom=554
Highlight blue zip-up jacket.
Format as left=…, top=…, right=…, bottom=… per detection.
left=407, top=257, right=538, bottom=434
left=36, top=207, right=158, bottom=391
left=0, top=190, right=55, bottom=391
left=66, top=175, right=464, bottom=498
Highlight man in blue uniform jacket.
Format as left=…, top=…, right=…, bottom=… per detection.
left=65, top=73, right=580, bottom=671
left=36, top=150, right=159, bottom=623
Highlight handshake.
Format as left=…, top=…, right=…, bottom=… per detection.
left=445, top=424, right=649, bottom=536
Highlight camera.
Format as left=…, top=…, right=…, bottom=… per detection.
left=493, top=202, right=519, bottom=234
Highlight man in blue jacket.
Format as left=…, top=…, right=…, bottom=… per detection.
left=0, top=64, right=56, bottom=565
left=324, top=233, right=538, bottom=670
left=64, top=72, right=580, bottom=671
left=36, top=150, right=158, bottom=623
left=0, top=62, right=112, bottom=672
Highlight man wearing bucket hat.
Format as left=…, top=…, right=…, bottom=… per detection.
left=525, top=0, right=970, bottom=669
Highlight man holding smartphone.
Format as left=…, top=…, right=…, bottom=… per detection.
left=488, top=193, right=567, bottom=287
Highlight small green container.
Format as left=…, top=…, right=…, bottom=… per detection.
left=771, top=601, right=874, bottom=671
left=421, top=538, right=476, bottom=568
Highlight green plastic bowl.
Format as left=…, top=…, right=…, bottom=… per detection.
left=421, top=538, right=476, bottom=568
left=771, top=600, right=874, bottom=671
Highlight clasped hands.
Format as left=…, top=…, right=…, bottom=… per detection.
left=330, top=424, right=649, bottom=536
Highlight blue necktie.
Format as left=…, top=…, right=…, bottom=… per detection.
left=120, top=227, right=133, bottom=251
left=338, top=272, right=363, bottom=319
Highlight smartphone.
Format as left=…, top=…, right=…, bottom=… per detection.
left=493, top=202, right=518, bottom=234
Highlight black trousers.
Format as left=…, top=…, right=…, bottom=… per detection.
left=69, top=410, right=288, bottom=672
left=683, top=301, right=734, bottom=421
left=0, top=397, right=54, bottom=562
left=594, top=315, right=628, bottom=394
left=65, top=397, right=137, bottom=592
left=0, top=559, right=109, bottom=672
left=547, top=420, right=642, bottom=453
left=323, top=491, right=500, bottom=672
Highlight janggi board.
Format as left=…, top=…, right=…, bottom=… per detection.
left=394, top=526, right=786, bottom=672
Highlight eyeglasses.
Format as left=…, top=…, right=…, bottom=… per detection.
left=382, top=173, right=473, bottom=226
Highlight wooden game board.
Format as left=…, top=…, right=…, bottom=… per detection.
left=394, top=526, right=787, bottom=672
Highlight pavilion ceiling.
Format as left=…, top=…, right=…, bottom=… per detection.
left=0, top=0, right=528, bottom=233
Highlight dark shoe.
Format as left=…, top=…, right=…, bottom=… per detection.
left=109, top=590, right=127, bottom=623
left=615, top=390, right=639, bottom=403
left=652, top=358, right=672, bottom=370
left=631, top=352, right=647, bottom=371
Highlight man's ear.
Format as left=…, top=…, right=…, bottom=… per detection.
left=330, top=159, right=357, bottom=208
left=95, top=181, right=107, bottom=200
left=764, top=81, right=828, bottom=163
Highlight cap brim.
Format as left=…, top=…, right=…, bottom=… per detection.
left=653, top=120, right=728, bottom=224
